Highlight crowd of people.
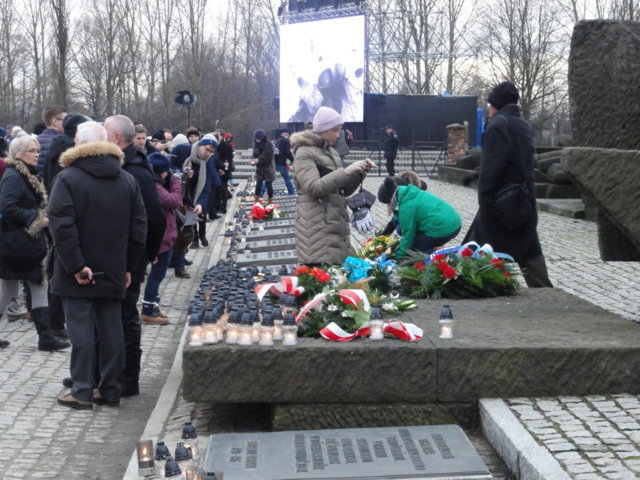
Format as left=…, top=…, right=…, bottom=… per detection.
left=0, top=108, right=238, bottom=409
left=0, top=80, right=552, bottom=409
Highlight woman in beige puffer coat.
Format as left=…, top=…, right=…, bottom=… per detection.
left=291, top=107, right=372, bottom=265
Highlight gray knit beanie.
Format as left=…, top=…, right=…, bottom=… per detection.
left=312, top=107, right=343, bottom=134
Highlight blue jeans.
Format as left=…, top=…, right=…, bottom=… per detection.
left=143, top=249, right=172, bottom=314
left=276, top=164, right=296, bottom=194
left=412, top=226, right=461, bottom=255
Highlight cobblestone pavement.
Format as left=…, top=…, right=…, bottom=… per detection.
left=0, top=214, right=225, bottom=479
left=1, top=173, right=638, bottom=479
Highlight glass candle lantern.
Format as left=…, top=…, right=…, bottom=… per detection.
left=282, top=313, right=298, bottom=346
left=439, top=305, right=454, bottom=339
left=273, top=313, right=284, bottom=341
left=251, top=312, right=261, bottom=343
left=259, top=315, right=275, bottom=346
left=225, top=311, right=240, bottom=344
left=136, top=439, right=155, bottom=476
left=174, top=442, right=193, bottom=474
left=182, top=422, right=199, bottom=463
left=188, top=315, right=204, bottom=347
left=203, top=311, right=219, bottom=345
left=164, top=456, right=184, bottom=479
left=155, top=440, right=171, bottom=477
left=238, top=313, right=254, bottom=346
left=368, top=307, right=385, bottom=340
left=184, top=466, right=206, bottom=480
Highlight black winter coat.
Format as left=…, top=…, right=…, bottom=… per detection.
left=44, top=133, right=75, bottom=194
left=0, top=159, right=48, bottom=284
left=216, top=141, right=234, bottom=182
left=274, top=136, right=294, bottom=166
left=48, top=142, right=147, bottom=299
left=384, top=131, right=399, bottom=159
left=122, top=144, right=166, bottom=282
left=463, top=104, right=542, bottom=264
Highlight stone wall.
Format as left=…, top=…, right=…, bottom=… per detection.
left=569, top=21, right=640, bottom=149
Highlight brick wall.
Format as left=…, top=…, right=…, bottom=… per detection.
left=447, top=124, right=467, bottom=165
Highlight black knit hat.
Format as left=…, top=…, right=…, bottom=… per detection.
left=487, top=81, right=519, bottom=110
left=63, top=114, right=90, bottom=137
left=151, top=131, right=165, bottom=142
left=378, top=176, right=402, bottom=204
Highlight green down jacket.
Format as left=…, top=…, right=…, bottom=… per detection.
left=291, top=130, right=364, bottom=265
left=395, top=184, right=461, bottom=258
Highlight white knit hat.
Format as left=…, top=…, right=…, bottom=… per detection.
left=312, top=107, right=343, bottom=133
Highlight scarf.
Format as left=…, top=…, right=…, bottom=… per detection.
left=182, top=142, right=209, bottom=205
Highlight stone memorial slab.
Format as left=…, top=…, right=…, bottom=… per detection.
left=251, top=219, right=295, bottom=230
left=203, top=425, right=491, bottom=480
left=244, top=228, right=295, bottom=241
left=236, top=250, right=298, bottom=267
left=240, top=237, right=297, bottom=253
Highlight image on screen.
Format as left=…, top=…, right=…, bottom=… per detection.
left=280, top=15, right=365, bottom=124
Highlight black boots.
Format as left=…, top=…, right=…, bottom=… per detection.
left=198, top=220, right=209, bottom=247
left=32, top=307, right=71, bottom=351
left=0, top=338, right=9, bottom=348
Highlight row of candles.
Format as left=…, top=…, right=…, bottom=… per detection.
left=136, top=423, right=217, bottom=479
left=187, top=262, right=301, bottom=347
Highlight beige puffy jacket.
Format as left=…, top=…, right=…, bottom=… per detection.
left=291, top=130, right=364, bottom=265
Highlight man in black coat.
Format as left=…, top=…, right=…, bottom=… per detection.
left=104, top=114, right=167, bottom=397
left=49, top=122, right=147, bottom=409
left=383, top=125, right=399, bottom=176
left=463, top=81, right=552, bottom=288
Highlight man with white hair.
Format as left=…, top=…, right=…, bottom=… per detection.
left=104, top=114, right=166, bottom=397
left=48, top=122, right=147, bottom=409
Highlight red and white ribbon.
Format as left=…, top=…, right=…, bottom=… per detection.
left=254, top=276, right=305, bottom=301
left=337, top=289, right=370, bottom=311
left=319, top=320, right=423, bottom=342
left=295, top=292, right=327, bottom=323
left=295, top=289, right=369, bottom=324
left=383, top=321, right=423, bottom=342
left=320, top=323, right=370, bottom=342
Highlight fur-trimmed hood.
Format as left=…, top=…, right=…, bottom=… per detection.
left=59, top=141, right=124, bottom=168
left=4, top=158, right=48, bottom=238
left=290, top=130, right=326, bottom=152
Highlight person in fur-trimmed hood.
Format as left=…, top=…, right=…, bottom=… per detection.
left=49, top=122, right=147, bottom=410
left=0, top=136, right=70, bottom=351
left=291, top=107, right=373, bottom=266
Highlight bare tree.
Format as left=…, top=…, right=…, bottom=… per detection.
left=50, top=0, right=70, bottom=106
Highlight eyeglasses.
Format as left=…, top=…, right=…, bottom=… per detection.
left=25, top=149, right=41, bottom=154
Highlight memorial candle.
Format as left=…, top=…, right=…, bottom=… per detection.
left=136, top=439, right=155, bottom=476
left=238, top=313, right=254, bottom=346
left=188, top=315, right=204, bottom=347
left=368, top=307, right=384, bottom=340
left=260, top=315, right=274, bottom=346
left=439, top=305, right=454, bottom=339
left=282, top=313, right=298, bottom=346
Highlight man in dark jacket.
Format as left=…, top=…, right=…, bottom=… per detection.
left=274, top=132, right=296, bottom=195
left=37, top=105, right=67, bottom=176
left=43, top=114, right=91, bottom=341
left=104, top=114, right=166, bottom=397
left=49, top=122, right=147, bottom=409
left=383, top=125, right=399, bottom=176
left=463, top=81, right=552, bottom=288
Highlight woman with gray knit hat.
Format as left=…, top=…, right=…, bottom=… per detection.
left=291, top=106, right=374, bottom=265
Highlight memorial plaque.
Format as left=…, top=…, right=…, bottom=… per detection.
left=236, top=250, right=298, bottom=267
left=203, top=425, right=491, bottom=480
left=244, top=228, right=295, bottom=241
left=252, top=219, right=296, bottom=231
left=240, top=237, right=297, bottom=253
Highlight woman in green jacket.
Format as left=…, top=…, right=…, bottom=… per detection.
left=391, top=184, right=461, bottom=258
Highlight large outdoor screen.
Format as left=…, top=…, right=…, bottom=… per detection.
left=280, top=15, right=365, bottom=124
